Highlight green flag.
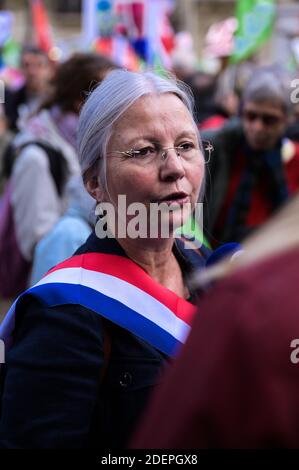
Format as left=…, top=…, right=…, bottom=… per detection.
left=230, top=0, right=276, bottom=63
left=2, top=39, right=21, bottom=68
left=176, top=216, right=211, bottom=250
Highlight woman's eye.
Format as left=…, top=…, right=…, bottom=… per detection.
left=178, top=142, right=194, bottom=151
left=133, top=146, right=156, bottom=157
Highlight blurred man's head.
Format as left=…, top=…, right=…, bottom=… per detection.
left=20, top=46, right=53, bottom=95
left=241, top=67, right=290, bottom=151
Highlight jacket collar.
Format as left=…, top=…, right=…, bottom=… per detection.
left=75, top=231, right=208, bottom=274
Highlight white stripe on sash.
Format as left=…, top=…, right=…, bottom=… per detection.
left=36, top=267, right=191, bottom=343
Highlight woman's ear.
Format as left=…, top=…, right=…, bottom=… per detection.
left=85, top=175, right=104, bottom=202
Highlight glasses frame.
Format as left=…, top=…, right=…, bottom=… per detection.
left=107, top=140, right=214, bottom=165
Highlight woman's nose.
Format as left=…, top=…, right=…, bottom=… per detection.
left=159, top=149, right=186, bottom=181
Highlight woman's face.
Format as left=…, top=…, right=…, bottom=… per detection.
left=103, top=93, right=204, bottom=238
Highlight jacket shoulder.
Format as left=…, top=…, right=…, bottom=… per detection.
left=201, top=118, right=243, bottom=145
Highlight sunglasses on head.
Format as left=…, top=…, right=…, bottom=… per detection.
left=243, top=110, right=283, bottom=126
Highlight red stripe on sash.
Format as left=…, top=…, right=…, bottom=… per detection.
left=45, top=253, right=197, bottom=326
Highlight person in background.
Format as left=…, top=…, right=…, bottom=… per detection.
left=4, top=46, right=54, bottom=131
left=132, top=193, right=299, bottom=449
left=0, top=104, right=14, bottom=194
left=30, top=175, right=95, bottom=285
left=10, top=53, right=116, bottom=267
left=203, top=66, right=299, bottom=245
left=199, top=73, right=239, bottom=131
left=286, top=102, right=299, bottom=143
left=184, top=71, right=220, bottom=126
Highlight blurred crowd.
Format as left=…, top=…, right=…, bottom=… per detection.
left=1, top=44, right=299, bottom=301
left=1, top=38, right=299, bottom=449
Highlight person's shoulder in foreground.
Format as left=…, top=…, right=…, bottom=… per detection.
left=132, top=245, right=299, bottom=448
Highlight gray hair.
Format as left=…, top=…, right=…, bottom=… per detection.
left=77, top=69, right=201, bottom=187
left=242, top=66, right=292, bottom=113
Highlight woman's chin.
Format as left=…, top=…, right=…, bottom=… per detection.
left=158, top=211, right=191, bottom=237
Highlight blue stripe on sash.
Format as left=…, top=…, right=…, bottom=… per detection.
left=29, top=283, right=178, bottom=357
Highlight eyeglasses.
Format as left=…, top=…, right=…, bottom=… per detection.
left=243, top=110, right=283, bottom=126
left=107, top=140, right=213, bottom=166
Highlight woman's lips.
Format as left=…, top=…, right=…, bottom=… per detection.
left=164, top=195, right=190, bottom=206
left=152, top=194, right=190, bottom=206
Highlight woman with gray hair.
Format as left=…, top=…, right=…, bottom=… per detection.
left=0, top=69, right=211, bottom=448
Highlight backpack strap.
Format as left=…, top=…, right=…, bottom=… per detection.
left=20, top=141, right=69, bottom=196
left=4, top=141, right=69, bottom=196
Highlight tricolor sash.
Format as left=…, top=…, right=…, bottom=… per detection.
left=0, top=252, right=198, bottom=357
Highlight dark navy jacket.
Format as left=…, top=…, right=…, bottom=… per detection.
left=0, top=233, right=208, bottom=449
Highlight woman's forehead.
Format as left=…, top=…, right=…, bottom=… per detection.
left=111, top=94, right=196, bottom=139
